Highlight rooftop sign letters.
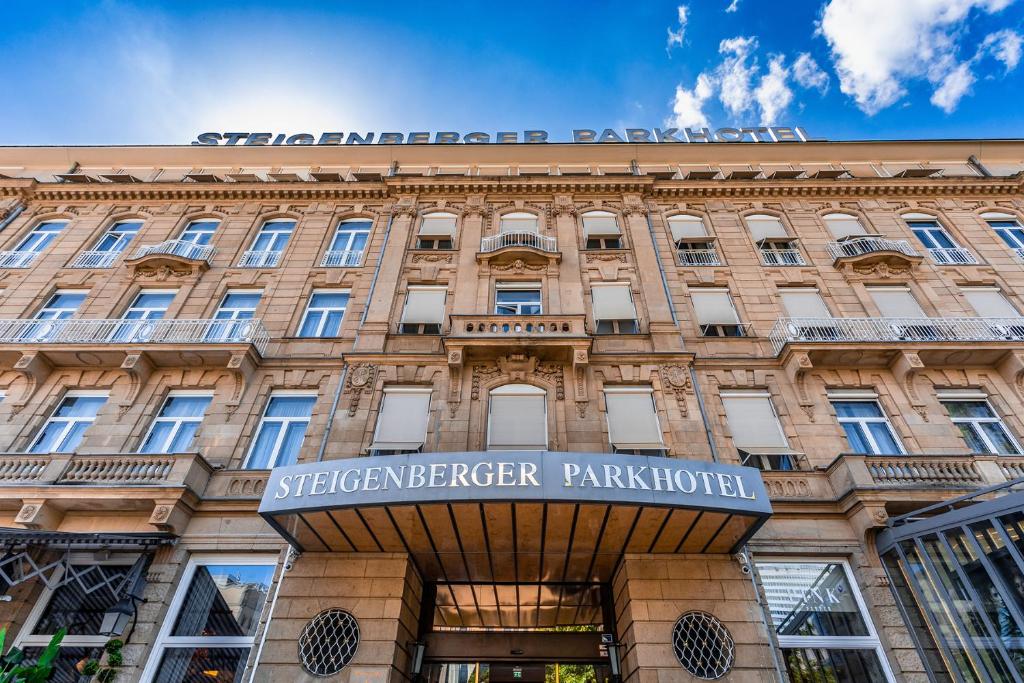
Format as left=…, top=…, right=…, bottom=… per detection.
left=193, top=127, right=823, bottom=146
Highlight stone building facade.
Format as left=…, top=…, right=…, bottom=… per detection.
left=0, top=138, right=1022, bottom=682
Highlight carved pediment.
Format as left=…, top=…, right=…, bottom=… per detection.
left=124, top=250, right=210, bottom=280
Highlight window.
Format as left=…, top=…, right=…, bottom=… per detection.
left=21, top=290, right=86, bottom=341
left=140, top=393, right=213, bottom=454
left=178, top=219, right=219, bottom=245
left=399, top=286, right=446, bottom=334
left=939, top=392, right=1021, bottom=455
left=244, top=394, right=316, bottom=468
left=591, top=282, right=638, bottom=333
left=756, top=560, right=895, bottom=683
left=111, top=290, right=175, bottom=342
left=983, top=212, right=1024, bottom=258
left=417, top=212, right=456, bottom=249
left=239, top=219, right=295, bottom=267
left=779, top=289, right=840, bottom=341
left=830, top=393, right=903, bottom=455
left=73, top=220, right=142, bottom=268
left=488, top=384, right=547, bottom=451
left=209, top=290, right=261, bottom=341
left=604, top=386, right=663, bottom=454
left=142, top=556, right=277, bottom=683
left=669, top=215, right=720, bottom=266
left=299, top=290, right=349, bottom=337
left=324, top=219, right=370, bottom=266
left=495, top=282, right=542, bottom=315
left=28, top=393, right=108, bottom=453
left=746, top=214, right=804, bottom=266
left=720, top=391, right=794, bottom=470
left=691, top=288, right=746, bottom=336
left=823, top=213, right=868, bottom=240
left=582, top=211, right=622, bottom=249
left=370, top=387, right=431, bottom=454
left=904, top=214, right=975, bottom=264
left=961, top=287, right=1024, bottom=339
left=499, top=212, right=540, bottom=234
left=866, top=286, right=941, bottom=340
left=10, top=220, right=67, bottom=256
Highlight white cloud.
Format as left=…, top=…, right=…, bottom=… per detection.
left=716, top=36, right=758, bottom=116
left=792, top=53, right=829, bottom=93
left=725, top=0, right=740, bottom=12
left=666, top=5, right=689, bottom=52
left=667, top=73, right=713, bottom=129
left=980, top=28, right=1024, bottom=70
left=819, top=0, right=1021, bottom=115
left=754, top=55, right=793, bottom=125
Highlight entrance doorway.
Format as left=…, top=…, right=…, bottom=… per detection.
left=427, top=662, right=613, bottom=683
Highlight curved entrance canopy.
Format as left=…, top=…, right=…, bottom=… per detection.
left=259, top=451, right=772, bottom=585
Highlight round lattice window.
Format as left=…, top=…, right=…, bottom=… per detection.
left=298, top=609, right=360, bottom=676
left=672, top=611, right=735, bottom=680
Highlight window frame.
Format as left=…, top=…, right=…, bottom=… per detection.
left=90, top=220, right=143, bottom=254
left=247, top=219, right=295, bottom=254
left=416, top=212, right=457, bottom=250
left=486, top=384, right=548, bottom=452
left=829, top=394, right=905, bottom=455
left=213, top=289, right=262, bottom=320
left=399, top=285, right=447, bottom=335
left=138, top=391, right=214, bottom=454
left=591, top=282, right=639, bottom=334
left=242, top=392, right=317, bottom=469
left=178, top=219, right=220, bottom=245
left=328, top=218, right=371, bottom=257
left=27, top=391, right=108, bottom=454
left=939, top=394, right=1022, bottom=455
left=139, top=554, right=280, bottom=683
left=121, top=289, right=176, bottom=320
left=581, top=210, right=623, bottom=250
left=603, top=385, right=665, bottom=455
left=298, top=289, right=350, bottom=338
left=33, top=290, right=87, bottom=320
left=494, top=282, right=543, bottom=316
left=13, top=220, right=68, bottom=254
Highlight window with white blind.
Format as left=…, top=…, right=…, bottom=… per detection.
left=747, top=214, right=803, bottom=265
left=822, top=213, right=868, bottom=240
left=720, top=391, right=794, bottom=470
left=668, top=215, right=710, bottom=242
left=866, top=287, right=927, bottom=318
left=669, top=215, right=720, bottom=266
left=691, top=288, right=746, bottom=337
left=778, top=289, right=840, bottom=341
left=500, top=212, right=540, bottom=234
left=582, top=211, right=622, bottom=249
left=417, top=212, right=456, bottom=249
left=370, top=387, right=432, bottom=454
left=400, top=286, right=447, bottom=334
left=487, top=384, right=547, bottom=451
left=604, top=386, right=664, bottom=454
left=745, top=214, right=788, bottom=242
left=961, top=287, right=1020, bottom=317
left=591, top=283, right=638, bottom=334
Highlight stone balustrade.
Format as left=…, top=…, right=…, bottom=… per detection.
left=447, top=314, right=587, bottom=337
left=0, top=452, right=213, bottom=492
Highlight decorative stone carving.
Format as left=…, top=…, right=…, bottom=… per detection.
left=535, top=363, right=565, bottom=400
left=551, top=196, right=578, bottom=217
left=345, top=363, right=377, bottom=416
left=491, top=258, right=546, bottom=273
left=471, top=363, right=502, bottom=400
left=660, top=365, right=691, bottom=415
left=411, top=253, right=454, bottom=263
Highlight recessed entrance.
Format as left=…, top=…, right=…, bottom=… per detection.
left=427, top=662, right=613, bottom=683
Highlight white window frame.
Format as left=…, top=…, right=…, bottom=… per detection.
left=754, top=558, right=897, bottom=683
left=938, top=392, right=1022, bottom=455
left=828, top=392, right=905, bottom=455
left=91, top=220, right=143, bottom=254
left=329, top=219, right=371, bottom=252
left=298, top=289, right=350, bottom=337
left=987, top=217, right=1024, bottom=250
left=139, top=554, right=280, bottom=682
left=494, top=282, right=543, bottom=316
left=14, top=220, right=67, bottom=253
left=486, top=384, right=548, bottom=452
left=28, top=391, right=108, bottom=454
left=248, top=219, right=295, bottom=254
left=242, top=392, right=317, bottom=469
left=178, top=219, right=220, bottom=245
left=139, top=391, right=214, bottom=454
left=214, top=289, right=262, bottom=320
left=34, top=290, right=87, bottom=320
left=122, top=289, right=176, bottom=320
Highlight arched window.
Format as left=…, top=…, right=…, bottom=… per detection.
left=487, top=384, right=547, bottom=451
left=582, top=210, right=621, bottom=249
left=324, top=218, right=371, bottom=267
left=981, top=212, right=1024, bottom=255
left=417, top=212, right=457, bottom=249
left=902, top=213, right=975, bottom=265
left=745, top=214, right=803, bottom=266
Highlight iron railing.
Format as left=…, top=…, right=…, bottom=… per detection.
left=132, top=240, right=216, bottom=263
left=237, top=250, right=283, bottom=268
left=677, top=248, right=721, bottom=266
left=1015, top=248, right=1024, bottom=263
left=0, top=252, right=39, bottom=269
left=826, top=237, right=920, bottom=260
left=770, top=316, right=1024, bottom=354
left=69, top=251, right=120, bottom=268
left=480, top=231, right=558, bottom=253
left=321, top=249, right=364, bottom=267
left=760, top=248, right=806, bottom=266
left=927, top=247, right=977, bottom=265
left=0, top=318, right=270, bottom=355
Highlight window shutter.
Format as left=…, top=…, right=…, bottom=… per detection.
left=500, top=212, right=539, bottom=234
left=419, top=213, right=457, bottom=237
left=582, top=212, right=621, bottom=237
left=962, top=288, right=1020, bottom=317
left=868, top=288, right=926, bottom=318
left=370, top=389, right=431, bottom=450
left=780, top=289, right=831, bottom=318
left=745, top=215, right=788, bottom=242
left=592, top=284, right=636, bottom=321
left=823, top=214, right=867, bottom=239
left=605, top=388, right=663, bottom=448
left=720, top=393, right=788, bottom=450
left=402, top=288, right=446, bottom=323
left=668, top=216, right=709, bottom=241
left=691, top=290, right=740, bottom=325
left=488, top=386, right=546, bottom=450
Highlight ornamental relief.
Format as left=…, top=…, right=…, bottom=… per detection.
left=345, top=363, right=377, bottom=416
left=470, top=355, right=565, bottom=401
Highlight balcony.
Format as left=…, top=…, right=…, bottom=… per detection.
left=444, top=314, right=590, bottom=363
left=827, top=236, right=919, bottom=261
left=124, top=240, right=216, bottom=278
left=760, top=248, right=806, bottom=266
left=321, top=249, right=364, bottom=267
left=132, top=240, right=215, bottom=264
left=677, top=248, right=721, bottom=266
left=927, top=246, right=977, bottom=265
left=69, top=250, right=120, bottom=269
left=480, top=231, right=558, bottom=254
left=0, top=251, right=39, bottom=269
left=237, top=249, right=282, bottom=268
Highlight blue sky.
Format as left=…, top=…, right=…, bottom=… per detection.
left=1, top=0, right=1022, bottom=145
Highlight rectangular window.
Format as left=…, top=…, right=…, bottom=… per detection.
left=244, top=394, right=316, bottom=468
left=488, top=385, right=547, bottom=451
left=139, top=393, right=213, bottom=454
left=988, top=217, right=1024, bottom=251
left=499, top=213, right=539, bottom=234
left=670, top=216, right=720, bottom=266
left=20, top=290, right=87, bottom=342
left=111, top=290, right=176, bottom=342
left=961, top=287, right=1020, bottom=317
left=142, top=556, right=277, bottom=683
left=823, top=214, right=868, bottom=240
left=939, top=393, right=1021, bottom=455
left=14, top=221, right=67, bottom=254
left=417, top=213, right=456, bottom=249
left=756, top=560, right=895, bottom=683
left=906, top=219, right=975, bottom=264
left=92, top=220, right=143, bottom=254
left=867, top=286, right=927, bottom=318
left=178, top=219, right=219, bottom=245
left=591, top=283, right=638, bottom=334
left=298, top=290, right=349, bottom=337
left=604, top=386, right=663, bottom=454
left=239, top=220, right=295, bottom=267
left=583, top=211, right=621, bottom=249
left=324, top=219, right=370, bottom=266
left=399, top=286, right=446, bottom=334
left=28, top=393, right=108, bottom=453
left=691, top=288, right=746, bottom=337
left=720, top=391, right=793, bottom=470
left=370, top=387, right=432, bottom=454
left=208, top=290, right=261, bottom=342
left=830, top=393, right=903, bottom=455
left=495, top=282, right=542, bottom=315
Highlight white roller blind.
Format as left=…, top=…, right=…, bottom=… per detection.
left=370, top=389, right=431, bottom=450
left=823, top=213, right=867, bottom=239
left=419, top=213, right=457, bottom=237
left=582, top=211, right=621, bottom=237
left=605, top=388, right=663, bottom=448
left=592, top=284, right=636, bottom=321
left=720, top=392, right=788, bottom=450
left=500, top=212, right=539, bottom=234
left=745, top=215, right=788, bottom=241
left=780, top=289, right=831, bottom=318
left=691, top=289, right=740, bottom=325
left=868, top=287, right=926, bottom=318
left=488, top=386, right=546, bottom=450
left=668, top=215, right=709, bottom=241
left=981, top=212, right=1016, bottom=220
left=962, top=288, right=1020, bottom=317
left=402, top=287, right=447, bottom=323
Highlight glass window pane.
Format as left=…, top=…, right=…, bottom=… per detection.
left=946, top=527, right=1024, bottom=646
left=32, top=565, right=129, bottom=636
left=299, top=313, right=323, bottom=337
left=840, top=423, right=872, bottom=455
left=781, top=647, right=889, bottom=683
left=153, top=647, right=250, bottom=683
left=140, top=421, right=175, bottom=453
left=57, top=421, right=91, bottom=452
left=833, top=401, right=883, bottom=418
left=980, top=422, right=1020, bottom=454
left=19, top=646, right=94, bottom=683
left=310, top=292, right=350, bottom=308
left=866, top=422, right=901, bottom=454
left=944, top=401, right=994, bottom=419
left=323, top=311, right=344, bottom=336
left=957, top=423, right=990, bottom=454
left=265, top=396, right=315, bottom=418
left=756, top=562, right=870, bottom=637
left=245, top=422, right=281, bottom=469
left=161, top=396, right=212, bottom=418
left=171, top=564, right=274, bottom=638
left=167, top=421, right=201, bottom=452
left=29, top=421, right=69, bottom=453
left=275, top=422, right=309, bottom=467
left=54, top=396, right=105, bottom=418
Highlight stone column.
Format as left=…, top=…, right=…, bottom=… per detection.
left=622, top=196, right=682, bottom=352
left=356, top=202, right=418, bottom=352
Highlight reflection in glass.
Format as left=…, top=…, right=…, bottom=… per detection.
left=153, top=647, right=249, bottom=683
left=171, top=564, right=274, bottom=638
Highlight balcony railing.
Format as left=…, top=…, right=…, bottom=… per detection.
left=865, top=455, right=985, bottom=487
left=0, top=452, right=212, bottom=489
left=0, top=251, right=39, bottom=269
left=760, top=248, right=806, bottom=266
left=69, top=251, right=120, bottom=269
left=827, top=237, right=920, bottom=260
left=927, top=247, right=977, bottom=265
left=132, top=240, right=216, bottom=263
left=770, top=316, right=1024, bottom=354
left=677, top=248, right=721, bottom=266
left=237, top=250, right=282, bottom=268
left=1015, top=248, right=1024, bottom=263
left=0, top=318, right=270, bottom=355
left=321, top=249, right=364, bottom=267
left=480, top=231, right=558, bottom=254
left=449, top=314, right=586, bottom=337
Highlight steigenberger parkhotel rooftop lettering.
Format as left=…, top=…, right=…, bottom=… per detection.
left=193, top=126, right=824, bottom=146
